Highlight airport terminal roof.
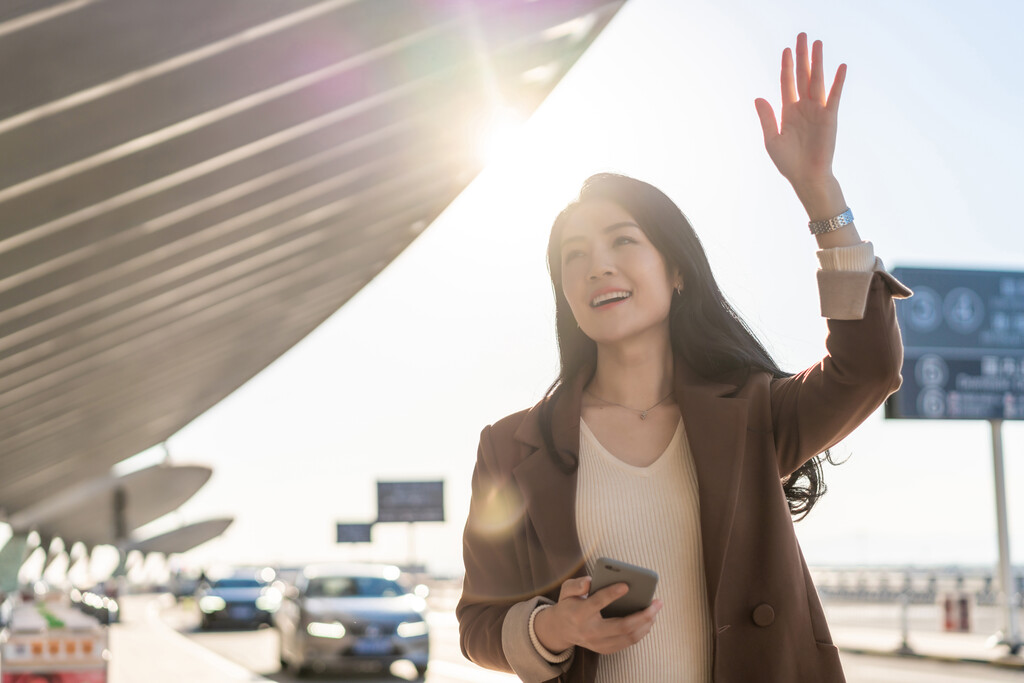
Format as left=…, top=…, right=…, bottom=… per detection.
left=130, top=518, right=235, bottom=556
left=6, top=465, right=212, bottom=549
left=0, top=0, right=626, bottom=532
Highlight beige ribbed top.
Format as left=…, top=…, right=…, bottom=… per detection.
left=576, top=417, right=713, bottom=683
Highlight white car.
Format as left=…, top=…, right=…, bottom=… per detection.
left=274, top=563, right=429, bottom=678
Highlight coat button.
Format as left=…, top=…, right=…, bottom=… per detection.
left=752, top=603, right=775, bottom=627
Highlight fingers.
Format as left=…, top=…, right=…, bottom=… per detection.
left=618, top=598, right=663, bottom=628
left=826, top=62, right=847, bottom=112
left=809, top=38, right=825, bottom=104
left=790, top=33, right=843, bottom=110
left=795, top=32, right=810, bottom=99
left=558, top=576, right=591, bottom=600
left=555, top=584, right=663, bottom=655
left=589, top=599, right=663, bottom=654
left=754, top=98, right=778, bottom=142
left=780, top=47, right=797, bottom=104
left=589, top=582, right=629, bottom=612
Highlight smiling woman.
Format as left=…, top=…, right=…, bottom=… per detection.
left=558, top=207, right=680, bottom=350
left=457, top=33, right=912, bottom=683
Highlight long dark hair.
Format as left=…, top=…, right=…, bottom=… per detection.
left=540, top=173, right=835, bottom=520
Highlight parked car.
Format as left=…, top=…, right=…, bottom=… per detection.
left=196, top=572, right=279, bottom=629
left=69, top=585, right=120, bottom=624
left=274, top=564, right=429, bottom=678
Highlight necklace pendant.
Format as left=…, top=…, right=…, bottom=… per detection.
left=640, top=410, right=648, bottom=420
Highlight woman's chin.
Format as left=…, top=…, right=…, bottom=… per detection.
left=583, top=325, right=671, bottom=349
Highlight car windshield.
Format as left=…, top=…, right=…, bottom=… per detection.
left=305, top=576, right=405, bottom=598
left=212, top=578, right=262, bottom=589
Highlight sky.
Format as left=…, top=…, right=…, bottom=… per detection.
left=88, top=0, right=1024, bottom=579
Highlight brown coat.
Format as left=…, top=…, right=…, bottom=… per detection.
left=458, top=270, right=910, bottom=682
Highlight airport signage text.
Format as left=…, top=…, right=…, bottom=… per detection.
left=886, top=267, right=1024, bottom=420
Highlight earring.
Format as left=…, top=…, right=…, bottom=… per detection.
left=674, top=284, right=683, bottom=295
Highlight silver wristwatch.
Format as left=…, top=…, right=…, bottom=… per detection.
left=808, top=208, right=854, bottom=235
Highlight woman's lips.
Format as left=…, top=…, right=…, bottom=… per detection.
left=590, top=290, right=632, bottom=308
left=592, top=296, right=630, bottom=310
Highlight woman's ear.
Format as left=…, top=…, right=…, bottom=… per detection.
left=673, top=271, right=684, bottom=294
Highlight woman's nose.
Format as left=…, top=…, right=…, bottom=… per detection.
left=587, top=251, right=615, bottom=279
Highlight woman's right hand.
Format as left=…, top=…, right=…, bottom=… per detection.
left=533, top=576, right=663, bottom=655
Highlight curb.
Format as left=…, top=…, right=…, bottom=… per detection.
left=837, top=644, right=1024, bottom=670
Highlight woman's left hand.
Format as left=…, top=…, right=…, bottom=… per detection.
left=755, top=33, right=847, bottom=219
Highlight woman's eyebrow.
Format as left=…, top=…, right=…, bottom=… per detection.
left=561, top=221, right=639, bottom=246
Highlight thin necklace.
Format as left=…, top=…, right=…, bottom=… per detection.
left=584, top=388, right=674, bottom=421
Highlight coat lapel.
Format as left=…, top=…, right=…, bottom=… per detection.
left=511, top=371, right=590, bottom=592
left=674, top=361, right=748, bottom=610
left=511, top=445, right=586, bottom=593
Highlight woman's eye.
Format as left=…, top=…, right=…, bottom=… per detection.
left=614, top=236, right=635, bottom=246
left=563, top=250, right=584, bottom=262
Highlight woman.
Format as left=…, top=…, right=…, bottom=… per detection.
left=457, top=34, right=911, bottom=682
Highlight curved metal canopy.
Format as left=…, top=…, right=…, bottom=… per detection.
left=6, top=465, right=212, bottom=548
left=131, top=517, right=235, bottom=555
left=0, top=0, right=625, bottom=521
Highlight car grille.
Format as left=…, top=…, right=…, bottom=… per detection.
left=344, top=621, right=396, bottom=636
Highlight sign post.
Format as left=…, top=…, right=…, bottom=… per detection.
left=887, top=267, right=1023, bottom=654
left=376, top=481, right=444, bottom=571
left=990, top=419, right=1021, bottom=653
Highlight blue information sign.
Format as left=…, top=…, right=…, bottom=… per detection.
left=376, top=481, right=445, bottom=523
left=336, top=523, right=373, bottom=543
left=886, top=267, right=1024, bottom=420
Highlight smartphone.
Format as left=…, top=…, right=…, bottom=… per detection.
left=588, top=557, right=659, bottom=618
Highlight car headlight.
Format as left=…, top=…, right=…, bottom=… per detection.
left=396, top=619, right=428, bottom=638
left=199, top=596, right=226, bottom=613
left=255, top=594, right=280, bottom=612
left=306, top=621, right=346, bottom=639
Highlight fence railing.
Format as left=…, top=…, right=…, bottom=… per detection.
left=810, top=567, right=1024, bottom=607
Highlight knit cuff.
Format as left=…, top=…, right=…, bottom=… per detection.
left=816, top=241, right=875, bottom=272
left=502, top=596, right=575, bottom=681
left=817, top=256, right=913, bottom=320
left=529, top=604, right=574, bottom=663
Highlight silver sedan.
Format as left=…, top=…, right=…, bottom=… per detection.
left=274, top=563, right=430, bottom=678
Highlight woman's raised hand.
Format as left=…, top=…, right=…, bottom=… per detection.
left=532, top=575, right=663, bottom=655
left=754, top=33, right=848, bottom=221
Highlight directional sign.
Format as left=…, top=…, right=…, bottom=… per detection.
left=336, top=523, right=373, bottom=543
left=376, top=481, right=444, bottom=523
left=886, top=267, right=1024, bottom=420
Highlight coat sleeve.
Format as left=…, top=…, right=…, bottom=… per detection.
left=458, top=424, right=577, bottom=682
left=457, top=425, right=518, bottom=671
left=770, top=262, right=912, bottom=477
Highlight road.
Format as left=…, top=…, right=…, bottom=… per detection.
left=161, top=598, right=1024, bottom=682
